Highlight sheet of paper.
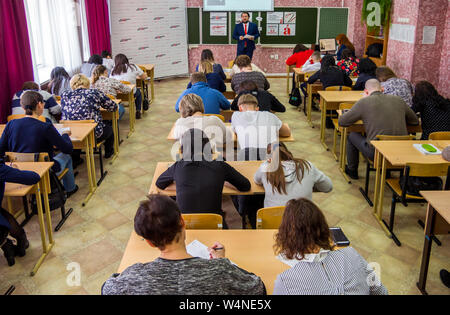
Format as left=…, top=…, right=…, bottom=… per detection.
left=210, top=12, right=227, bottom=36
left=422, top=26, right=436, bottom=45
left=267, top=12, right=283, bottom=24
left=389, top=24, right=416, bottom=44
left=186, top=240, right=211, bottom=259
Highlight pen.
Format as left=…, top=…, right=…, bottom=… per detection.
left=212, top=247, right=224, bottom=251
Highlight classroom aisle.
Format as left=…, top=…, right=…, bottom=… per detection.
left=0, top=78, right=448, bottom=295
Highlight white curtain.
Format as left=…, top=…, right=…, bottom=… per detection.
left=25, top=0, right=89, bottom=83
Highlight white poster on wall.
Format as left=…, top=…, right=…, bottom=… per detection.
left=389, top=24, right=416, bottom=44
left=266, top=24, right=279, bottom=36
left=267, top=12, right=284, bottom=24
left=283, top=12, right=296, bottom=23
left=279, top=24, right=295, bottom=36
left=422, top=26, right=436, bottom=44
left=110, top=0, right=189, bottom=79
left=210, top=12, right=227, bottom=36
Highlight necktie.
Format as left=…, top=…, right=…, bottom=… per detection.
left=244, top=24, right=247, bottom=47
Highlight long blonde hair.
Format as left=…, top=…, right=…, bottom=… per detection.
left=91, top=65, right=108, bottom=85
left=198, top=61, right=213, bottom=74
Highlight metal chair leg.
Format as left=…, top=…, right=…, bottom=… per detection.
left=54, top=205, right=74, bottom=232
left=382, top=196, right=401, bottom=246
left=4, top=285, right=15, bottom=295
left=97, top=144, right=108, bottom=186
left=359, top=161, right=374, bottom=207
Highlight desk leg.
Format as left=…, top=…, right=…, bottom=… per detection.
left=82, top=134, right=97, bottom=206
left=320, top=99, right=329, bottom=150
left=127, top=92, right=136, bottom=138
left=416, top=204, right=435, bottom=295
left=372, top=155, right=392, bottom=237
left=339, top=127, right=351, bottom=183
left=111, top=110, right=119, bottom=163
left=31, top=181, right=49, bottom=276
left=150, top=69, right=155, bottom=103
left=307, top=85, right=313, bottom=128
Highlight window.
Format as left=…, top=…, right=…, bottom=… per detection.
left=24, top=0, right=90, bottom=84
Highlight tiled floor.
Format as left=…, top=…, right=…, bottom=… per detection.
left=0, top=78, right=449, bottom=295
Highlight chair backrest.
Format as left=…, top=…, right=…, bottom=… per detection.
left=4, top=152, right=49, bottom=163
left=256, top=206, right=286, bottom=229
left=203, top=114, right=225, bottom=122
left=223, top=91, right=236, bottom=100
left=54, top=95, right=61, bottom=102
left=325, top=86, right=352, bottom=91
left=339, top=102, right=354, bottom=110
left=304, top=71, right=317, bottom=80
left=60, top=120, right=95, bottom=124
left=182, top=214, right=223, bottom=230
left=120, top=81, right=131, bottom=85
left=407, top=163, right=450, bottom=178
left=7, top=115, right=46, bottom=123
left=429, top=132, right=450, bottom=140
left=376, top=135, right=416, bottom=141
left=228, top=60, right=234, bottom=68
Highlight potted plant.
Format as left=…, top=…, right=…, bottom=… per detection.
left=362, top=0, right=392, bottom=36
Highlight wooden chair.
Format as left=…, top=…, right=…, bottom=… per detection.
left=332, top=103, right=354, bottom=161
left=222, top=91, right=236, bottom=100
left=228, top=60, right=234, bottom=69
left=7, top=115, right=46, bottom=123
left=385, top=162, right=450, bottom=246
left=4, top=152, right=73, bottom=231
left=325, top=86, right=352, bottom=91
left=359, top=135, right=416, bottom=207
left=429, top=131, right=450, bottom=140
left=182, top=214, right=223, bottom=230
left=286, top=65, right=295, bottom=95
left=61, top=120, right=107, bottom=186
left=203, top=114, right=225, bottom=122
left=256, top=206, right=285, bottom=229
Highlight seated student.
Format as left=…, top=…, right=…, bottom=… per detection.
left=195, top=49, right=226, bottom=80
left=47, top=67, right=71, bottom=96
left=273, top=198, right=388, bottom=295
left=353, top=58, right=377, bottom=91
left=366, top=43, right=383, bottom=58
left=443, top=146, right=450, bottom=161
left=0, top=91, right=78, bottom=195
left=286, top=44, right=315, bottom=90
left=91, top=65, right=130, bottom=120
left=231, top=80, right=286, bottom=113
left=412, top=81, right=450, bottom=140
left=101, top=50, right=115, bottom=73
left=335, top=34, right=355, bottom=61
left=254, top=142, right=332, bottom=208
left=80, top=54, right=103, bottom=78
left=156, top=129, right=251, bottom=219
left=229, top=56, right=265, bottom=77
left=12, top=82, right=61, bottom=124
left=0, top=161, right=40, bottom=266
left=376, top=66, right=414, bottom=107
left=110, top=53, right=148, bottom=119
left=307, top=54, right=353, bottom=89
left=298, top=51, right=322, bottom=101
left=173, top=94, right=231, bottom=153
left=338, top=79, right=419, bottom=179
left=61, top=74, right=118, bottom=159
left=102, top=194, right=265, bottom=295
left=175, top=72, right=230, bottom=115
left=232, top=94, right=291, bottom=161
left=188, top=61, right=226, bottom=93
left=337, top=48, right=360, bottom=77
left=231, top=55, right=270, bottom=92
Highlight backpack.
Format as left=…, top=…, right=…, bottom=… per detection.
left=399, top=175, right=443, bottom=197
left=31, top=169, right=67, bottom=214
left=289, top=87, right=302, bottom=107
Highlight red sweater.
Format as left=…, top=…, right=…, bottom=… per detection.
left=286, top=49, right=314, bottom=68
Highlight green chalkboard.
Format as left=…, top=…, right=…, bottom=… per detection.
left=260, top=8, right=318, bottom=44
left=202, top=11, right=229, bottom=44
left=187, top=8, right=200, bottom=44
left=230, top=12, right=260, bottom=45
left=319, top=8, right=349, bottom=40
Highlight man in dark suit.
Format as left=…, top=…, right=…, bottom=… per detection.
left=232, top=12, right=260, bottom=60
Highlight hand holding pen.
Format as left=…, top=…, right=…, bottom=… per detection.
left=208, top=242, right=225, bottom=259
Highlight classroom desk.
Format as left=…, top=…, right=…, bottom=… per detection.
left=148, top=161, right=265, bottom=196
left=116, top=84, right=136, bottom=138
left=416, top=191, right=450, bottom=295
left=370, top=140, right=450, bottom=238
left=166, top=122, right=295, bottom=144
left=335, top=110, right=422, bottom=183
left=117, top=230, right=287, bottom=294
left=318, top=91, right=364, bottom=150
left=54, top=122, right=98, bottom=206
left=4, top=162, right=54, bottom=275
left=137, top=64, right=155, bottom=110
left=305, top=82, right=323, bottom=127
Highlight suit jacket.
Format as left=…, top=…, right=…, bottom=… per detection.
left=232, top=22, right=260, bottom=53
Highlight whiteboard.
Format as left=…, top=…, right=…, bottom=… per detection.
left=203, top=0, right=274, bottom=12
left=110, top=0, right=189, bottom=79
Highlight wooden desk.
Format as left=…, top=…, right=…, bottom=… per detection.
left=370, top=140, right=450, bottom=237
left=137, top=64, right=155, bottom=112
left=54, top=122, right=98, bottom=206
left=417, top=191, right=450, bottom=295
left=4, top=162, right=54, bottom=275
left=305, top=82, right=323, bottom=127
left=118, top=230, right=289, bottom=294
left=318, top=91, right=364, bottom=150
left=417, top=190, right=450, bottom=295
left=148, top=161, right=264, bottom=196
left=116, top=84, right=136, bottom=138
left=167, top=122, right=295, bottom=144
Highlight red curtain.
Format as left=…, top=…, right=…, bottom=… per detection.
left=85, top=0, right=111, bottom=56
left=0, top=0, right=35, bottom=123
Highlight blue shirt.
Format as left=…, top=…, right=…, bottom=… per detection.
left=175, top=82, right=230, bottom=115
left=0, top=163, right=40, bottom=229
left=187, top=73, right=226, bottom=93
left=0, top=117, right=73, bottom=173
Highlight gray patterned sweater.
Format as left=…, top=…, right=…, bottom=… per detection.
left=102, top=257, right=266, bottom=295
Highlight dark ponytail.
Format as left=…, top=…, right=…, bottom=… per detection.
left=20, top=91, right=43, bottom=115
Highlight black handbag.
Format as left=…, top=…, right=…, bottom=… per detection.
left=289, top=87, right=301, bottom=107
left=399, top=175, right=443, bottom=197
